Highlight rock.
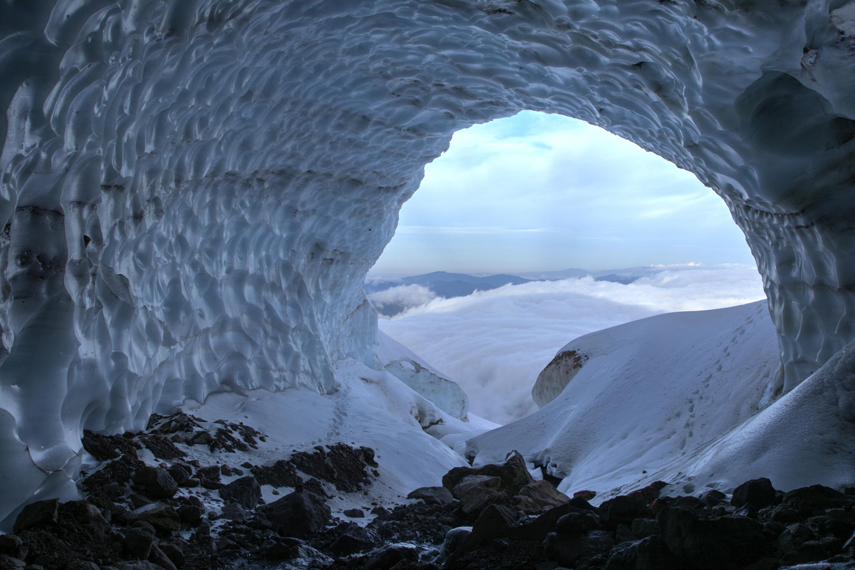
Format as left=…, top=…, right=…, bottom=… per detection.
left=219, top=476, right=261, bottom=509
left=219, top=503, right=248, bottom=521
left=544, top=529, right=615, bottom=567
left=451, top=475, right=504, bottom=516
left=573, top=490, right=597, bottom=501
left=329, top=523, right=379, bottom=556
left=123, top=503, right=182, bottom=533
left=623, top=481, right=668, bottom=507
left=598, top=495, right=653, bottom=529
left=701, top=489, right=727, bottom=507
left=442, top=451, right=532, bottom=496
left=125, top=527, right=155, bottom=559
left=512, top=494, right=543, bottom=515
left=259, top=491, right=330, bottom=538
left=13, top=500, right=58, bottom=534
left=195, top=465, right=220, bottom=482
left=407, top=486, right=455, bottom=506
left=133, top=467, right=178, bottom=500
left=439, top=527, right=472, bottom=562
left=659, top=506, right=773, bottom=570
left=258, top=539, right=301, bottom=561
left=732, top=478, right=778, bottom=509
left=66, top=562, right=100, bottom=570
left=166, top=465, right=192, bottom=486
left=82, top=431, right=140, bottom=461
left=140, top=435, right=185, bottom=461
left=778, top=523, right=816, bottom=554
left=148, top=545, right=177, bottom=570
left=158, top=543, right=184, bottom=568
left=364, top=545, right=419, bottom=570
left=343, top=508, right=365, bottom=518
left=631, top=518, right=660, bottom=539
left=461, top=504, right=522, bottom=550
left=603, top=535, right=684, bottom=570
left=0, top=536, right=22, bottom=559
left=555, top=512, right=600, bottom=535
left=189, top=431, right=213, bottom=446
left=177, top=505, right=202, bottom=526
left=785, top=485, right=855, bottom=516
left=252, top=459, right=300, bottom=488
left=113, top=562, right=163, bottom=570
left=615, top=523, right=636, bottom=543
left=289, top=444, right=377, bottom=492
left=517, top=480, right=569, bottom=512
left=0, top=555, right=25, bottom=570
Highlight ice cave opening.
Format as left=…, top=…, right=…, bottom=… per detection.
left=3, top=0, right=855, bottom=532
left=367, top=110, right=766, bottom=424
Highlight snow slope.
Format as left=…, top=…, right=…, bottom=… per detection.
left=467, top=301, right=791, bottom=497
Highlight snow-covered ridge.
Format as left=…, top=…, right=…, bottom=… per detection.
left=468, top=301, right=784, bottom=496
left=1, top=0, right=855, bottom=528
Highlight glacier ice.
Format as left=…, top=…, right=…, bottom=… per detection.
left=1, top=0, right=855, bottom=526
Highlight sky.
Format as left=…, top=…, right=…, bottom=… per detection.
left=379, top=264, right=767, bottom=424
left=369, top=111, right=756, bottom=277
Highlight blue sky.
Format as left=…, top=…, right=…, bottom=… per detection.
left=370, top=111, right=756, bottom=277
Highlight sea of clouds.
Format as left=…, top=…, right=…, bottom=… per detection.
left=376, top=264, right=767, bottom=424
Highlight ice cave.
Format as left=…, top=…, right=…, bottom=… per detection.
left=2, top=0, right=855, bottom=540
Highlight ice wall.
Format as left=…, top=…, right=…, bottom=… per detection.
left=0, top=0, right=854, bottom=525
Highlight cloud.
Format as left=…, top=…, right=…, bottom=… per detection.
left=379, top=264, right=766, bottom=424
left=367, top=284, right=437, bottom=314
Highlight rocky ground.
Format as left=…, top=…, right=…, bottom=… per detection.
left=2, top=412, right=855, bottom=570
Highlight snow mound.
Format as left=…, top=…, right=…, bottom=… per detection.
left=375, top=331, right=470, bottom=420
left=467, top=301, right=788, bottom=496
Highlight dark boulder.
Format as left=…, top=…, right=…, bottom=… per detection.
left=516, top=480, right=569, bottom=512
left=252, top=459, right=300, bottom=488
left=456, top=503, right=522, bottom=553
left=13, top=499, right=58, bottom=534
left=343, top=508, right=365, bottom=518
left=258, top=491, right=330, bottom=538
left=784, top=485, right=855, bottom=517
left=0, top=536, right=23, bottom=559
left=364, top=544, right=419, bottom=570
left=124, top=527, right=155, bottom=559
left=218, top=476, right=261, bottom=509
left=133, top=467, right=178, bottom=500
left=289, top=444, right=377, bottom=492
left=442, top=451, right=531, bottom=496
left=732, top=478, right=778, bottom=509
left=659, top=506, right=773, bottom=570
left=328, top=523, right=380, bottom=556
left=122, top=503, right=182, bottom=533
left=544, top=529, right=615, bottom=567
left=604, top=535, right=684, bottom=570
left=407, top=486, right=456, bottom=506
left=451, top=475, right=504, bottom=516
left=599, top=495, right=654, bottom=529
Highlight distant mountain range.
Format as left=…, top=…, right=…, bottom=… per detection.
left=366, top=267, right=670, bottom=316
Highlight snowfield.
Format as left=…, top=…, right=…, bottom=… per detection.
left=467, top=300, right=855, bottom=500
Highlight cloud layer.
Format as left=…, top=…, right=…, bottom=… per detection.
left=378, top=264, right=767, bottom=424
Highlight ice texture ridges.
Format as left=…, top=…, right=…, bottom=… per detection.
left=0, top=0, right=854, bottom=525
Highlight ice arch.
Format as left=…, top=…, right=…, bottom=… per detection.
left=0, top=0, right=854, bottom=524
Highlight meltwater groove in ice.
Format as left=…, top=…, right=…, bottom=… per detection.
left=1, top=0, right=855, bottom=525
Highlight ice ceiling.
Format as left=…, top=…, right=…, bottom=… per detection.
left=1, top=0, right=854, bottom=525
